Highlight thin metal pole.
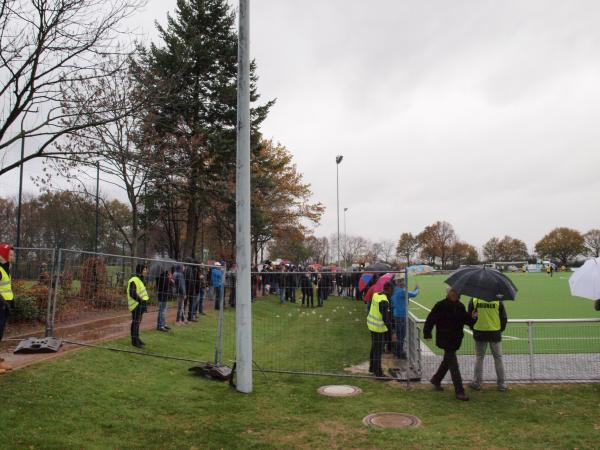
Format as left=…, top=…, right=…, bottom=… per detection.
left=336, top=162, right=340, bottom=266
left=44, top=248, right=56, bottom=337
left=404, top=267, right=410, bottom=385
left=527, top=321, right=535, bottom=381
left=236, top=0, right=253, bottom=393
left=215, top=269, right=225, bottom=365
left=49, top=249, right=63, bottom=338
left=343, top=207, right=347, bottom=269
left=95, top=161, right=100, bottom=253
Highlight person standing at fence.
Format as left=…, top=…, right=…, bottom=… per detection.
left=0, top=243, right=15, bottom=373
left=173, top=264, right=187, bottom=324
left=186, top=262, right=201, bottom=322
left=128, top=264, right=149, bottom=348
left=468, top=297, right=508, bottom=392
left=367, top=281, right=393, bottom=378
left=301, top=271, right=314, bottom=307
left=424, top=288, right=477, bottom=401
left=156, top=268, right=172, bottom=332
left=390, top=279, right=420, bottom=359
left=212, top=262, right=224, bottom=310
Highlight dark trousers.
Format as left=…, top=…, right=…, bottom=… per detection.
left=0, top=303, right=9, bottom=341
left=431, top=350, right=464, bottom=394
left=131, top=306, right=144, bottom=339
left=302, top=288, right=314, bottom=307
left=317, top=288, right=325, bottom=306
left=369, top=331, right=386, bottom=377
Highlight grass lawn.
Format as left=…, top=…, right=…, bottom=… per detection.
left=1, top=303, right=599, bottom=449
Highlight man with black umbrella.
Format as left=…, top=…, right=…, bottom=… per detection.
left=468, top=297, right=508, bottom=392
left=424, top=287, right=477, bottom=401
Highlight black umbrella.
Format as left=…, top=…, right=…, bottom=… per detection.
left=444, top=266, right=518, bottom=301
left=364, top=262, right=392, bottom=272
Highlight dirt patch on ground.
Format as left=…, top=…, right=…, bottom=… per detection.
left=0, top=298, right=221, bottom=371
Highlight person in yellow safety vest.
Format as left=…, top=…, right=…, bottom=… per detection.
left=128, top=264, right=150, bottom=348
left=0, top=243, right=15, bottom=374
left=467, top=297, right=508, bottom=392
left=367, top=281, right=393, bottom=378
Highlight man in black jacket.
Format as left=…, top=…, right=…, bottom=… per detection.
left=424, top=288, right=477, bottom=401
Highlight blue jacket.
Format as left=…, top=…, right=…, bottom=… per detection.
left=390, top=286, right=419, bottom=317
left=211, top=267, right=223, bottom=288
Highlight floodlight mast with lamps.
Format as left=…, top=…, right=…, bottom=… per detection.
left=336, top=155, right=343, bottom=268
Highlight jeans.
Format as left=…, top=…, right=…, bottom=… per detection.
left=393, top=317, right=407, bottom=358
left=157, top=301, right=167, bottom=329
left=214, top=285, right=224, bottom=310
left=188, top=294, right=199, bottom=320
left=431, top=350, right=464, bottom=394
left=279, top=287, right=285, bottom=305
left=197, top=288, right=205, bottom=313
left=473, top=340, right=506, bottom=387
left=176, top=295, right=186, bottom=322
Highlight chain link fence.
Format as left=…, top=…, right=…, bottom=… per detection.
left=5, top=247, right=57, bottom=338
left=4, top=253, right=600, bottom=383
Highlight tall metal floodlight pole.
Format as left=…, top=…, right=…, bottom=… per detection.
left=236, top=0, right=252, bottom=393
left=335, top=155, right=343, bottom=267
left=343, top=207, right=348, bottom=269
left=15, top=127, right=26, bottom=277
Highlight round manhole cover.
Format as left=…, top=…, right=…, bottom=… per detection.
left=362, top=412, right=422, bottom=428
left=317, top=385, right=363, bottom=397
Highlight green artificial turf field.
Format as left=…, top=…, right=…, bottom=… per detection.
left=403, top=272, right=599, bottom=355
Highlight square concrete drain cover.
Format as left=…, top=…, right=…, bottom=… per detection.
left=363, top=412, right=422, bottom=428
left=317, top=385, right=362, bottom=397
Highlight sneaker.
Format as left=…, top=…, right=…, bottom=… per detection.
left=455, top=392, right=470, bottom=401
left=157, top=327, right=169, bottom=332
left=164, top=325, right=171, bottom=330
left=469, top=382, right=481, bottom=391
left=498, top=384, right=509, bottom=392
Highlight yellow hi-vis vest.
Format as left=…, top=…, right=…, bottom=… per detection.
left=127, top=276, right=149, bottom=311
left=0, top=266, right=13, bottom=301
left=367, top=293, right=389, bottom=333
left=472, top=298, right=501, bottom=331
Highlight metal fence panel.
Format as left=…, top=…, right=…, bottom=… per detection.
left=5, top=247, right=56, bottom=338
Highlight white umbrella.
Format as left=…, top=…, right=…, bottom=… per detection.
left=568, top=257, right=600, bottom=300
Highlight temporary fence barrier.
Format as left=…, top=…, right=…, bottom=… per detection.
left=5, top=247, right=56, bottom=338
left=41, top=249, right=225, bottom=360
left=4, top=253, right=600, bottom=384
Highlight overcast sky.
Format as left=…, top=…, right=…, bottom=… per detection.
left=2, top=0, right=599, bottom=252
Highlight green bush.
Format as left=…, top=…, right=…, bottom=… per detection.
left=11, top=294, right=43, bottom=323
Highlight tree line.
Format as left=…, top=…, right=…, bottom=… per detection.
left=265, top=220, right=599, bottom=269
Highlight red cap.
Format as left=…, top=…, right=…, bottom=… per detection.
left=0, top=243, right=13, bottom=263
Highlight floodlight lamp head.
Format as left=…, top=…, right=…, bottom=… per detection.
left=335, top=155, right=343, bottom=164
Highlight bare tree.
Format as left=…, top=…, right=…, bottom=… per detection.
left=583, top=229, right=600, bottom=257
left=0, top=0, right=144, bottom=175
left=340, top=234, right=370, bottom=266
left=40, top=55, right=153, bottom=256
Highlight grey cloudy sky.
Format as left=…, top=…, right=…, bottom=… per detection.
left=3, top=0, right=599, bottom=252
